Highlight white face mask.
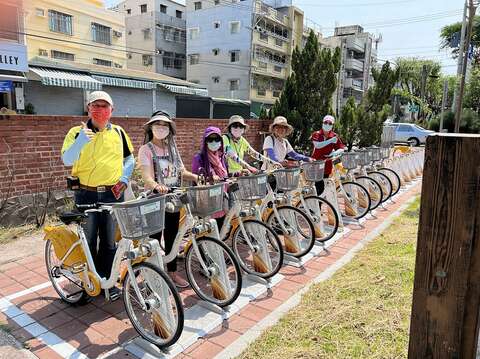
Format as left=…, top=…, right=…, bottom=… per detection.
left=152, top=126, right=169, bottom=140
left=231, top=127, right=244, bottom=138
left=207, top=141, right=222, bottom=151
left=322, top=124, right=333, bottom=132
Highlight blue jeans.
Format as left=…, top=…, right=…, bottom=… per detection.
left=74, top=189, right=124, bottom=279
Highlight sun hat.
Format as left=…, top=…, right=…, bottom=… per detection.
left=143, top=114, right=176, bottom=135
left=323, top=115, right=335, bottom=124
left=269, top=116, right=293, bottom=135
left=224, top=115, right=249, bottom=131
left=87, top=91, right=113, bottom=106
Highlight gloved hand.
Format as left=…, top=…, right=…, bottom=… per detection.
left=328, top=137, right=338, bottom=145
left=328, top=149, right=345, bottom=158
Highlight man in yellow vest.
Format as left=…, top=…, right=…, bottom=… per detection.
left=61, top=91, right=135, bottom=300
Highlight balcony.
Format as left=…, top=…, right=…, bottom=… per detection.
left=345, top=57, right=364, bottom=73
left=346, top=37, right=365, bottom=53
left=155, top=11, right=186, bottom=30
left=253, top=45, right=288, bottom=68
left=344, top=78, right=364, bottom=91
left=254, top=1, right=290, bottom=27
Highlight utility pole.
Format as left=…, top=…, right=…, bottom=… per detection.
left=440, top=79, right=448, bottom=132
left=420, top=64, right=428, bottom=120
left=454, top=0, right=477, bottom=133
left=452, top=1, right=468, bottom=112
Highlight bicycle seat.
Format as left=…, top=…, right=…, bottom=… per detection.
left=59, top=211, right=87, bottom=225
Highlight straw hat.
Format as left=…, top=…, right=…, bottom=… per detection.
left=269, top=116, right=293, bottom=135
left=224, top=115, right=249, bottom=131
left=143, top=114, right=176, bottom=135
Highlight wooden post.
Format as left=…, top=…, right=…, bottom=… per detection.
left=408, top=133, right=480, bottom=359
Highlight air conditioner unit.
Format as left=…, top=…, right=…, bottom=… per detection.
left=113, top=30, right=122, bottom=38
left=156, top=49, right=163, bottom=55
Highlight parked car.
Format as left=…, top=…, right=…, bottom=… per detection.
left=391, top=123, right=434, bottom=146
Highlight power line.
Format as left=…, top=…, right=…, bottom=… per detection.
left=296, top=0, right=415, bottom=7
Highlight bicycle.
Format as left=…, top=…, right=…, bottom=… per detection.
left=218, top=174, right=284, bottom=279
left=330, top=152, right=372, bottom=220
left=290, top=161, right=340, bottom=243
left=166, top=183, right=243, bottom=308
left=44, top=193, right=184, bottom=348
left=259, top=167, right=316, bottom=258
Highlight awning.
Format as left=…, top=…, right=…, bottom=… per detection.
left=159, top=83, right=208, bottom=97
left=92, top=75, right=155, bottom=90
left=29, top=67, right=102, bottom=90
left=0, top=73, right=27, bottom=82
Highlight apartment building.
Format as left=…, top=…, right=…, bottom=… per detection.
left=114, top=0, right=186, bottom=79
left=326, top=25, right=378, bottom=110
left=186, top=0, right=303, bottom=116
left=0, top=0, right=28, bottom=111
left=24, top=0, right=127, bottom=69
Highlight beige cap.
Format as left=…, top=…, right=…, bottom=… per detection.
left=87, top=91, right=113, bottom=106
left=224, top=115, right=249, bottom=131
left=269, top=116, right=293, bottom=135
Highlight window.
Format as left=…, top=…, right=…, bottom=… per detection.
left=258, top=61, right=267, bottom=70
left=230, top=21, right=240, bottom=34
left=176, top=10, right=182, bottom=18
left=213, top=21, right=220, bottom=29
left=93, top=58, right=112, bottom=66
left=160, top=5, right=167, bottom=13
left=188, top=28, right=199, bottom=40
left=48, top=10, right=73, bottom=35
left=212, top=76, right=220, bottom=83
left=174, top=53, right=185, bottom=69
left=36, top=8, right=45, bottom=17
left=259, top=32, right=268, bottom=41
left=38, top=49, right=48, bottom=56
left=229, top=79, right=239, bottom=91
left=275, top=38, right=283, bottom=47
left=230, top=50, right=240, bottom=62
left=126, top=8, right=131, bottom=14
left=397, top=125, right=413, bottom=132
left=92, top=23, right=111, bottom=45
left=189, top=54, right=199, bottom=65
left=273, top=90, right=281, bottom=98
left=140, top=4, right=147, bottom=13
left=194, top=2, right=202, bottom=10
left=212, top=48, right=219, bottom=56
left=51, top=50, right=74, bottom=61
left=163, top=51, right=173, bottom=68
left=142, top=54, right=153, bottom=66
left=274, top=65, right=282, bottom=73
left=257, top=89, right=266, bottom=96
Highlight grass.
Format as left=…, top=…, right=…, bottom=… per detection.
left=0, top=215, right=60, bottom=244
left=238, top=197, right=420, bottom=359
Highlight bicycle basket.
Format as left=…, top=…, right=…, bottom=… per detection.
left=186, top=183, right=225, bottom=217
left=274, top=168, right=301, bottom=191
left=301, top=161, right=325, bottom=182
left=369, top=147, right=382, bottom=161
left=356, top=150, right=373, bottom=166
left=112, top=195, right=166, bottom=240
left=341, top=152, right=359, bottom=170
left=380, top=147, right=390, bottom=159
left=237, top=173, right=268, bottom=201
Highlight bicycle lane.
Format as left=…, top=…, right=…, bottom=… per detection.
left=0, top=179, right=421, bottom=359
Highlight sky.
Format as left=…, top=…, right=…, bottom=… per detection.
left=105, top=0, right=463, bottom=75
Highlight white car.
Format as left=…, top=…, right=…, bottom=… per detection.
left=391, top=123, right=434, bottom=146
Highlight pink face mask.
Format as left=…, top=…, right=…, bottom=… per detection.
left=90, top=107, right=112, bottom=127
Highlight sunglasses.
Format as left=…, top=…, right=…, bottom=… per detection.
left=323, top=121, right=334, bottom=125
left=206, top=136, right=221, bottom=143
left=231, top=124, right=245, bottom=129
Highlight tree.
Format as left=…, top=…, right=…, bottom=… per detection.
left=440, top=16, right=480, bottom=64
left=336, top=97, right=358, bottom=151
left=464, top=66, right=480, bottom=113
left=272, top=30, right=341, bottom=150
left=365, top=61, right=399, bottom=113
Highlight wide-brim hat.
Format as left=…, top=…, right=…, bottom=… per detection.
left=143, top=114, right=176, bottom=135
left=269, top=116, right=293, bottom=135
left=224, top=115, right=249, bottom=132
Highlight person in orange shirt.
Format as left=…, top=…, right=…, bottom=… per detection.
left=311, top=115, right=345, bottom=195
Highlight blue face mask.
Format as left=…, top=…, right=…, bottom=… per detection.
left=207, top=141, right=221, bottom=151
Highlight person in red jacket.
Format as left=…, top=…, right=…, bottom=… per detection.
left=311, top=115, right=345, bottom=195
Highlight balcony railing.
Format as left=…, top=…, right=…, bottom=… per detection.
left=254, top=1, right=289, bottom=26
left=344, top=78, right=364, bottom=91
left=345, top=57, right=364, bottom=72
left=346, top=37, right=365, bottom=53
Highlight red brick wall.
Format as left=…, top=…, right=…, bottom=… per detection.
left=0, top=115, right=270, bottom=199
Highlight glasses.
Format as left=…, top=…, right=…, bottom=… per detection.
left=231, top=124, right=245, bottom=129
left=206, top=136, right=221, bottom=143
left=323, top=121, right=333, bottom=125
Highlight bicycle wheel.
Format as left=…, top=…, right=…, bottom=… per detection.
left=185, top=237, right=242, bottom=307
left=337, top=182, right=371, bottom=220
left=123, top=262, right=184, bottom=348
left=378, top=167, right=401, bottom=197
left=296, top=196, right=339, bottom=243
left=356, top=176, right=383, bottom=211
left=368, top=171, right=393, bottom=203
left=231, top=219, right=283, bottom=279
left=44, top=239, right=90, bottom=305
left=266, top=205, right=315, bottom=258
